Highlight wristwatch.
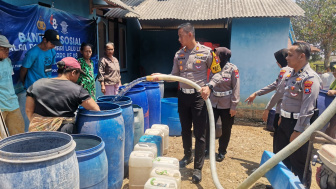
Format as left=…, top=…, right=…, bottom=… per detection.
left=205, top=83, right=213, bottom=90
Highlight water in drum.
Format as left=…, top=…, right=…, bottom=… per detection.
left=112, top=77, right=147, bottom=101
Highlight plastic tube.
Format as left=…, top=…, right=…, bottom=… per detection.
left=146, top=75, right=224, bottom=189
left=237, top=97, right=336, bottom=189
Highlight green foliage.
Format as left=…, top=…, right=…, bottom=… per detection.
left=292, top=0, right=336, bottom=67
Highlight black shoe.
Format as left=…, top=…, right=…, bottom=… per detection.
left=179, top=155, right=193, bottom=168
left=216, top=153, right=225, bottom=162
left=204, top=150, right=209, bottom=159
left=192, top=169, right=202, bottom=184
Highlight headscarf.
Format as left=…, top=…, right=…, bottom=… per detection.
left=274, top=48, right=288, bottom=68
left=214, top=47, right=231, bottom=68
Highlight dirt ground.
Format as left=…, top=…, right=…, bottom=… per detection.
left=122, top=118, right=320, bottom=189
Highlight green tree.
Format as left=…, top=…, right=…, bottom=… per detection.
left=292, top=0, right=336, bottom=68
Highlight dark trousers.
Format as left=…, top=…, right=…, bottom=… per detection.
left=206, top=108, right=234, bottom=154
left=273, top=113, right=280, bottom=153
left=178, top=90, right=208, bottom=170
left=275, top=116, right=311, bottom=188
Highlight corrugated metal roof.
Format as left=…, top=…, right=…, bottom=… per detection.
left=104, top=0, right=304, bottom=20
left=104, top=0, right=140, bottom=15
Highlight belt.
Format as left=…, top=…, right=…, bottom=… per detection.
left=181, top=88, right=196, bottom=94
left=213, top=90, right=232, bottom=97
left=281, top=109, right=299, bottom=119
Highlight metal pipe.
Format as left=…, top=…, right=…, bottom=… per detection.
left=237, top=98, right=336, bottom=189
left=146, top=75, right=224, bottom=189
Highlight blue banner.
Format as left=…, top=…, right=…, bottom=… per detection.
left=0, top=1, right=97, bottom=93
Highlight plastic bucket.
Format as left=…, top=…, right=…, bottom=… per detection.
left=167, top=117, right=182, bottom=136
left=73, top=134, right=108, bottom=189
left=97, top=95, right=134, bottom=177
left=76, top=102, right=125, bottom=189
left=142, top=82, right=161, bottom=127
left=133, top=104, right=144, bottom=146
left=0, top=132, right=79, bottom=189
left=120, top=84, right=149, bottom=131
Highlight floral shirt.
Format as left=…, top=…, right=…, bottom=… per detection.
left=77, top=58, right=96, bottom=100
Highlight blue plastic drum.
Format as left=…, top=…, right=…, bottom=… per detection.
left=73, top=134, right=108, bottom=189
left=119, top=84, right=149, bottom=131
left=161, top=98, right=182, bottom=136
left=142, top=82, right=161, bottom=127
left=0, top=132, right=79, bottom=188
left=97, top=95, right=134, bottom=178
left=76, top=102, right=125, bottom=189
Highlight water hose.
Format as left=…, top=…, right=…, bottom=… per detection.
left=146, top=74, right=224, bottom=189
left=237, top=97, right=336, bottom=188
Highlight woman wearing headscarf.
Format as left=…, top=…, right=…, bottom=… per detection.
left=245, top=48, right=291, bottom=152
left=200, top=47, right=240, bottom=162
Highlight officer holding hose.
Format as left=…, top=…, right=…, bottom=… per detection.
left=152, top=22, right=221, bottom=184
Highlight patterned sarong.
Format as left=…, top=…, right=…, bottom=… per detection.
left=28, top=114, right=75, bottom=132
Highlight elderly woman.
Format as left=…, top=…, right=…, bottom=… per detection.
left=98, top=42, right=121, bottom=95
left=200, top=47, right=240, bottom=162
left=26, top=57, right=100, bottom=134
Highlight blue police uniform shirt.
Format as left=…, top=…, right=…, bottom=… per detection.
left=0, top=58, right=19, bottom=111
left=22, top=45, right=56, bottom=89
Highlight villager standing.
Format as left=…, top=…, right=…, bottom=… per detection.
left=98, top=42, right=121, bottom=95
left=20, top=29, right=62, bottom=89
left=277, top=42, right=321, bottom=188
left=77, top=42, right=96, bottom=99
left=200, top=47, right=240, bottom=162
left=0, top=35, right=24, bottom=135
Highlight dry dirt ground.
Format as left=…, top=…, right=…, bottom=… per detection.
left=122, top=119, right=320, bottom=189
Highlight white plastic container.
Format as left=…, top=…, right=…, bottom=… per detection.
left=150, top=168, right=181, bottom=189
left=152, top=157, right=179, bottom=170
left=144, top=177, right=178, bottom=189
left=129, top=151, right=155, bottom=189
left=151, top=124, right=169, bottom=155
left=134, top=142, right=158, bottom=158
left=145, top=128, right=164, bottom=156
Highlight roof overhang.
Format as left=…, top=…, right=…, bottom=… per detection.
left=90, top=0, right=139, bottom=15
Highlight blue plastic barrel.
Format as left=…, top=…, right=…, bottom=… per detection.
left=139, top=135, right=162, bottom=157
left=161, top=98, right=182, bottom=136
left=97, top=95, right=134, bottom=178
left=0, top=132, right=79, bottom=188
left=76, top=102, right=124, bottom=189
left=142, top=82, right=161, bottom=127
left=73, top=134, right=108, bottom=189
left=133, top=104, right=144, bottom=147
left=317, top=90, right=335, bottom=115
left=119, top=84, right=149, bottom=131
left=167, top=117, right=182, bottom=136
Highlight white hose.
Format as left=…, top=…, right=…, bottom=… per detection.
left=237, top=96, right=336, bottom=188
left=146, top=75, right=224, bottom=189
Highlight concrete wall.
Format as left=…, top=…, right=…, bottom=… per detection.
left=230, top=17, right=290, bottom=116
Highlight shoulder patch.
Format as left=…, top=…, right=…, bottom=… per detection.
left=234, top=70, right=239, bottom=78
left=304, top=80, right=313, bottom=94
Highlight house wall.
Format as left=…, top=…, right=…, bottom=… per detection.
left=230, top=17, right=290, bottom=116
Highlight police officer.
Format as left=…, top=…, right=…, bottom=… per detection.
left=277, top=42, right=320, bottom=188
left=245, top=48, right=291, bottom=152
left=168, top=23, right=220, bottom=184
left=200, top=47, right=240, bottom=162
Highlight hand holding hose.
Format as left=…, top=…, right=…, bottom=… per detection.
left=200, top=86, right=211, bottom=100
